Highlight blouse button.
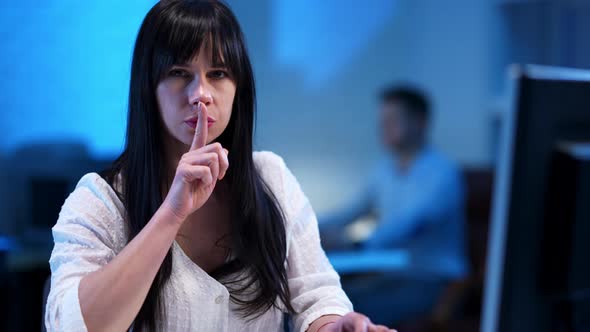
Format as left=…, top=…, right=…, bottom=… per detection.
left=215, top=295, right=223, bottom=304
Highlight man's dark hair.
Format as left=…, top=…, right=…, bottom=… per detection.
left=380, top=86, right=430, bottom=121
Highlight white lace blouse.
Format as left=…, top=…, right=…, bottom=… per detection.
left=44, top=151, right=353, bottom=332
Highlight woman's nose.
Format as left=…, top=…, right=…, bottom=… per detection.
left=188, top=80, right=213, bottom=107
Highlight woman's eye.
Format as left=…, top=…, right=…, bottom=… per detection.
left=208, top=70, right=228, bottom=79
left=169, top=69, right=190, bottom=78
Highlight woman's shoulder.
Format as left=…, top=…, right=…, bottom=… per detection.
left=75, top=172, right=113, bottom=192
left=252, top=150, right=306, bottom=205
left=52, top=172, right=127, bottom=251
left=253, top=150, right=286, bottom=171
left=70, top=173, right=125, bottom=214
left=252, top=150, right=293, bottom=188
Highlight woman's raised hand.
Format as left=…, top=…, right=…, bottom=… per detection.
left=162, top=102, right=229, bottom=223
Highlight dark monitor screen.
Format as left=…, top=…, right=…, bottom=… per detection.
left=481, top=65, right=590, bottom=332
left=30, top=176, right=70, bottom=229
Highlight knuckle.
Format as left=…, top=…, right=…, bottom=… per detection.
left=217, top=144, right=225, bottom=155
left=209, top=153, right=218, bottom=164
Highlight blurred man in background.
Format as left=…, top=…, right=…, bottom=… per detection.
left=319, top=86, right=468, bottom=325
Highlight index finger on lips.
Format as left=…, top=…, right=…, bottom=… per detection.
left=190, top=102, right=208, bottom=151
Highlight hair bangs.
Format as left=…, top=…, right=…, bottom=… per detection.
left=151, top=2, right=242, bottom=86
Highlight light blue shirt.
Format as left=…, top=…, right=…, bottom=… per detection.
left=322, top=146, right=468, bottom=279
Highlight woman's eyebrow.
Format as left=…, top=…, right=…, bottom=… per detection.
left=210, top=65, right=229, bottom=70
left=170, top=62, right=228, bottom=69
left=170, top=63, right=191, bottom=68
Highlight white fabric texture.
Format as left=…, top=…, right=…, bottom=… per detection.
left=45, top=150, right=353, bottom=332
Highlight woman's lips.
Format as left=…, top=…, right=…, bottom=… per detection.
left=185, top=118, right=215, bottom=129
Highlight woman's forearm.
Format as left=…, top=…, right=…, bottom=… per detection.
left=78, top=206, right=183, bottom=332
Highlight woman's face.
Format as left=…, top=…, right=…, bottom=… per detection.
left=156, top=45, right=236, bottom=152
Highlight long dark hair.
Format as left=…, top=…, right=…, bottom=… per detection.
left=102, top=1, right=295, bottom=330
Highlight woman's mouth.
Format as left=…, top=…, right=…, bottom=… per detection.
left=185, top=117, right=216, bottom=129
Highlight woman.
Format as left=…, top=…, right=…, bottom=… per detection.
left=45, top=1, right=395, bottom=331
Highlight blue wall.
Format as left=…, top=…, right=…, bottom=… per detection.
left=0, top=1, right=156, bottom=158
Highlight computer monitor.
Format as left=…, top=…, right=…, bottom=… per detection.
left=481, top=65, right=590, bottom=332
left=1, top=142, right=113, bottom=243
